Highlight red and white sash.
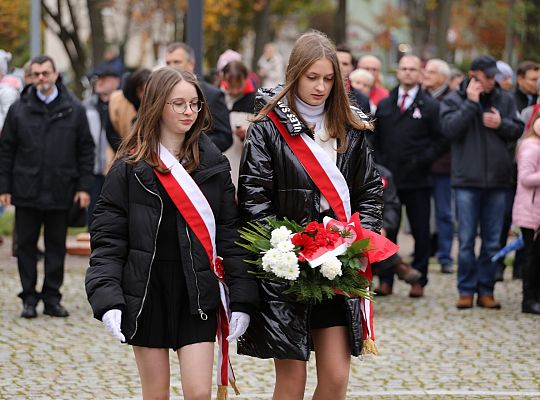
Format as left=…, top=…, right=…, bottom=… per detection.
left=154, top=144, right=238, bottom=398
left=268, top=110, right=381, bottom=351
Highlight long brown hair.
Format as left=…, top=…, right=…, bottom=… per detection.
left=255, top=30, right=372, bottom=151
left=117, top=67, right=211, bottom=173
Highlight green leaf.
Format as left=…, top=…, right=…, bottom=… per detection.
left=254, top=239, right=271, bottom=251
left=349, top=257, right=360, bottom=270
left=347, top=238, right=370, bottom=255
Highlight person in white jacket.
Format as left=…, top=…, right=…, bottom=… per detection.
left=0, top=50, right=19, bottom=131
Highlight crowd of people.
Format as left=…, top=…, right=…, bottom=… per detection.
left=0, top=29, right=539, bottom=399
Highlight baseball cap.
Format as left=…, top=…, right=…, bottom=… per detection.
left=470, top=55, right=499, bottom=77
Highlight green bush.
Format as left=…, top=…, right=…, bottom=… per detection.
left=0, top=210, right=14, bottom=235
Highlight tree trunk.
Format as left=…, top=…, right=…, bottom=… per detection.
left=503, top=0, right=515, bottom=63
left=116, top=0, right=135, bottom=65
left=435, top=0, right=451, bottom=59
left=334, top=0, right=347, bottom=45
left=522, top=0, right=540, bottom=61
left=252, top=0, right=272, bottom=72
left=403, top=0, right=430, bottom=57
left=41, top=0, right=87, bottom=97
left=87, top=0, right=106, bottom=66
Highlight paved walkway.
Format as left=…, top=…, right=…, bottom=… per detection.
left=0, top=234, right=539, bottom=399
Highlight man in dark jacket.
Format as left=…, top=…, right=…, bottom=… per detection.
left=372, top=163, right=421, bottom=295
left=372, top=54, right=447, bottom=298
left=514, top=61, right=540, bottom=112
left=165, top=42, right=233, bottom=152
left=440, top=55, right=523, bottom=310
left=0, top=55, right=95, bottom=318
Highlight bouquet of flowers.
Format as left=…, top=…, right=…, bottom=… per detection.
left=238, top=213, right=376, bottom=303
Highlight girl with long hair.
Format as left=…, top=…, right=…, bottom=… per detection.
left=513, top=109, right=540, bottom=315
left=237, top=31, right=383, bottom=399
left=85, top=67, right=258, bottom=399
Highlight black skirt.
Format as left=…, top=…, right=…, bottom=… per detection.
left=127, top=259, right=217, bottom=350
left=127, top=176, right=217, bottom=350
left=309, top=295, right=348, bottom=329
left=310, top=210, right=348, bottom=329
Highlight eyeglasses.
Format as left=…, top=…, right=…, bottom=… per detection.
left=399, top=67, right=420, bottom=72
left=31, top=71, right=52, bottom=78
left=166, top=99, right=203, bottom=114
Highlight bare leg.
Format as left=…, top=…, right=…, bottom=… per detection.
left=132, top=346, right=170, bottom=400
left=311, top=326, right=351, bottom=400
left=273, top=359, right=307, bottom=400
left=177, top=342, right=214, bottom=400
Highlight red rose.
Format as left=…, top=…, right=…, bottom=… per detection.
left=305, top=221, right=320, bottom=234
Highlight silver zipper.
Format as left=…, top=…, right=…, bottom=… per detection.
left=185, top=225, right=208, bottom=320
left=131, top=173, right=163, bottom=339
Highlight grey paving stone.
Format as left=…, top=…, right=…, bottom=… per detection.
left=0, top=233, right=539, bottom=399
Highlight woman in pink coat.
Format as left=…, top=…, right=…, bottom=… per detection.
left=512, top=110, right=540, bottom=315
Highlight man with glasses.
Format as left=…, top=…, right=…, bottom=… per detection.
left=372, top=54, right=447, bottom=298
left=165, top=42, right=232, bottom=152
left=0, top=55, right=94, bottom=318
left=440, top=55, right=523, bottom=310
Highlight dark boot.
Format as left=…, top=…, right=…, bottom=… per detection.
left=522, top=302, right=540, bottom=315
left=522, top=253, right=539, bottom=315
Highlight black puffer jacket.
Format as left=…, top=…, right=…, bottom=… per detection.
left=237, top=88, right=383, bottom=360
left=0, top=82, right=95, bottom=209
left=85, top=134, right=258, bottom=340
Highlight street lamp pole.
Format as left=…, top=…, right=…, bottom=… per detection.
left=186, top=0, right=203, bottom=78
left=30, top=0, right=41, bottom=57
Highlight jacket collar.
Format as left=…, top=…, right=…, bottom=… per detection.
left=132, top=134, right=229, bottom=192
left=255, top=86, right=313, bottom=137
left=22, top=81, right=73, bottom=114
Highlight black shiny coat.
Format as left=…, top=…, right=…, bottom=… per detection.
left=85, top=135, right=258, bottom=340
left=236, top=88, right=383, bottom=360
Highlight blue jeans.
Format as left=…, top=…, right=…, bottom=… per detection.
left=454, top=188, right=506, bottom=296
left=432, top=174, right=454, bottom=266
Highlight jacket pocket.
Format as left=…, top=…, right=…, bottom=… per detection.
left=52, top=168, right=78, bottom=205
left=12, top=167, right=40, bottom=200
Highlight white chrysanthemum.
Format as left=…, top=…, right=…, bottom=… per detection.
left=282, top=264, right=300, bottom=280
left=320, top=256, right=342, bottom=280
left=272, top=256, right=300, bottom=281
left=276, top=239, right=294, bottom=253
left=270, top=226, right=292, bottom=246
left=262, top=248, right=282, bottom=272
left=281, top=251, right=298, bottom=268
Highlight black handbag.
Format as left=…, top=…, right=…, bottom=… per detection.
left=68, top=202, right=87, bottom=227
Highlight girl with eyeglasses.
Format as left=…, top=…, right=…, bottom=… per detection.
left=85, top=67, right=258, bottom=399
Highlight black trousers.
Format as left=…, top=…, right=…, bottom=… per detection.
left=395, top=188, right=432, bottom=287
left=521, top=227, right=540, bottom=305
left=15, top=207, right=69, bottom=306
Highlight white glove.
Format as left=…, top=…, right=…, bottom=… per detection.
left=226, top=311, right=250, bottom=342
left=102, top=309, right=125, bottom=343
